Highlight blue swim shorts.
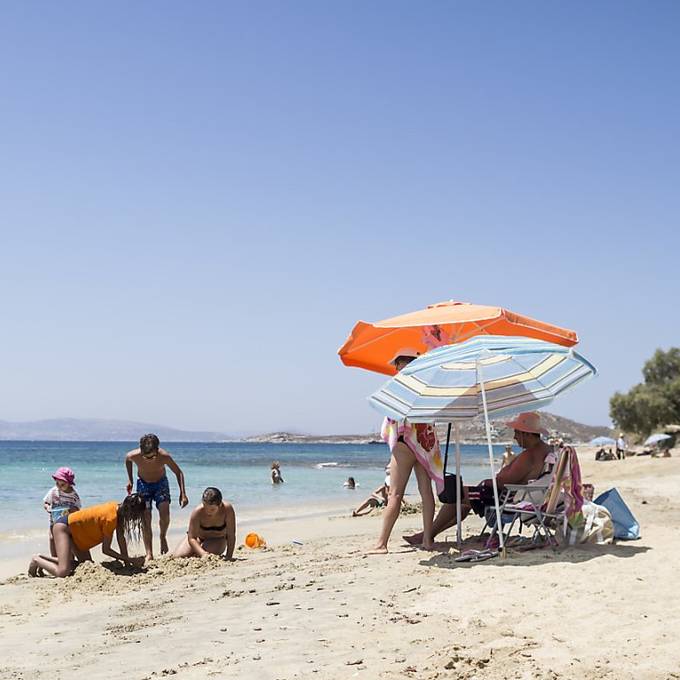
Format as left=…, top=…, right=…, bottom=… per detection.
left=136, top=474, right=171, bottom=509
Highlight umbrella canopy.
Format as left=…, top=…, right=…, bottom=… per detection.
left=339, top=300, right=579, bottom=376
left=368, top=336, right=596, bottom=423
left=590, top=436, right=616, bottom=447
left=644, top=433, right=672, bottom=446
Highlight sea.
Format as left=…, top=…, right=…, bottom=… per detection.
left=0, top=440, right=508, bottom=550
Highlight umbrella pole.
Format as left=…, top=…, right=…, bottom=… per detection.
left=454, top=421, right=462, bottom=548
left=477, top=364, right=505, bottom=557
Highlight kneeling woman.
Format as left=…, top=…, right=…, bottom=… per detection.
left=172, top=487, right=236, bottom=560
left=29, top=494, right=146, bottom=578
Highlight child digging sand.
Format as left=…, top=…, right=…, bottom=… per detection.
left=43, top=467, right=81, bottom=557
left=125, top=433, right=188, bottom=562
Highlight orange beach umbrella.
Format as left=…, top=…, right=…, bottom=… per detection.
left=338, top=300, right=578, bottom=376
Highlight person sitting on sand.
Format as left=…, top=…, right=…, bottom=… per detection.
left=172, top=487, right=236, bottom=560
left=28, top=494, right=146, bottom=578
left=403, top=412, right=552, bottom=546
left=352, top=465, right=400, bottom=516
left=352, top=484, right=388, bottom=516
left=271, top=461, right=284, bottom=484
left=125, top=433, right=189, bottom=562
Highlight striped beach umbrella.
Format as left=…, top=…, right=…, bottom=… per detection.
left=368, top=336, right=596, bottom=424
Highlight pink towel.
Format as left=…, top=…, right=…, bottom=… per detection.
left=555, top=446, right=585, bottom=527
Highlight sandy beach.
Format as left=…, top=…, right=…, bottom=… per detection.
left=2, top=452, right=679, bottom=680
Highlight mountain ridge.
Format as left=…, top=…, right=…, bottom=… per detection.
left=0, top=412, right=612, bottom=443
left=0, top=418, right=232, bottom=442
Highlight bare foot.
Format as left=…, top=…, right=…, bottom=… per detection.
left=160, top=536, right=169, bottom=554
left=28, top=559, right=43, bottom=577
left=421, top=540, right=435, bottom=551
left=144, top=553, right=154, bottom=564
left=366, top=546, right=389, bottom=555
left=402, top=532, right=423, bottom=546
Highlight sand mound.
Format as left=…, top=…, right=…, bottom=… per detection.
left=52, top=554, right=231, bottom=597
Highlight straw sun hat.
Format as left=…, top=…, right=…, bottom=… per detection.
left=505, top=412, right=549, bottom=436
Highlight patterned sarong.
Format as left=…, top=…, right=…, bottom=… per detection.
left=381, top=417, right=444, bottom=494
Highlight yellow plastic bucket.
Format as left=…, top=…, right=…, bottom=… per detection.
left=244, top=532, right=266, bottom=548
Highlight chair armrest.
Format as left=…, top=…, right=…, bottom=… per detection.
left=504, top=481, right=550, bottom=492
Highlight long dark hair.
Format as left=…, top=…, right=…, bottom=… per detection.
left=118, top=494, right=146, bottom=543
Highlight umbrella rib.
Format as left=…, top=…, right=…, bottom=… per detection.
left=346, top=327, right=408, bottom=354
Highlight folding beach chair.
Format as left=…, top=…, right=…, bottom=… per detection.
left=485, top=446, right=578, bottom=548
left=507, top=446, right=584, bottom=547
left=474, top=445, right=558, bottom=543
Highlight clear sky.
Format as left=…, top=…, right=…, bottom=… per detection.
left=1, top=2, right=678, bottom=435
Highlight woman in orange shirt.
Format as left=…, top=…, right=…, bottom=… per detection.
left=28, top=494, right=146, bottom=578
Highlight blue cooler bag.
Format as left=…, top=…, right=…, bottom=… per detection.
left=593, top=488, right=640, bottom=540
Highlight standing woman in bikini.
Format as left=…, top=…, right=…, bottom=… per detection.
left=28, top=494, right=146, bottom=578
left=172, top=487, right=236, bottom=559
left=368, top=349, right=442, bottom=554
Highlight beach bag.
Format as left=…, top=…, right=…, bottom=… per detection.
left=438, top=473, right=463, bottom=504
left=437, top=424, right=463, bottom=504
left=593, top=488, right=640, bottom=540
left=563, top=502, right=614, bottom=545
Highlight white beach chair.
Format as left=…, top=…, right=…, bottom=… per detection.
left=488, top=448, right=569, bottom=548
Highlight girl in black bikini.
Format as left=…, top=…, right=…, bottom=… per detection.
left=171, top=487, right=236, bottom=559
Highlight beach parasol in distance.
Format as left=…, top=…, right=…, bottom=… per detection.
left=338, top=300, right=579, bottom=376
left=644, top=433, right=672, bottom=446
left=590, top=436, right=617, bottom=447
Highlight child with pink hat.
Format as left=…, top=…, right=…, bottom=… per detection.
left=43, top=467, right=81, bottom=557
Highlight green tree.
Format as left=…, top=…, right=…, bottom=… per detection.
left=642, top=348, right=680, bottom=385
left=610, top=348, right=680, bottom=436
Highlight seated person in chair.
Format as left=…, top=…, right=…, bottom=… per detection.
left=403, top=412, right=552, bottom=545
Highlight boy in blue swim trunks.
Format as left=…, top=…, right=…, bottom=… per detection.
left=125, top=433, right=188, bottom=562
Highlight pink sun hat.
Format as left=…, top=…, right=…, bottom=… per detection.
left=52, top=467, right=76, bottom=486
left=505, top=412, right=549, bottom=436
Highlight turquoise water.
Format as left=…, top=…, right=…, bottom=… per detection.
left=0, top=440, right=505, bottom=537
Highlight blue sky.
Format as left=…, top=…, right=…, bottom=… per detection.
left=1, top=2, right=678, bottom=435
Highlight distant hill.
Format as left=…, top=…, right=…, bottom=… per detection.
left=0, top=418, right=232, bottom=442
left=442, top=412, right=612, bottom=443
left=0, top=412, right=611, bottom=444
left=246, top=412, right=612, bottom=445
left=243, top=432, right=383, bottom=444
